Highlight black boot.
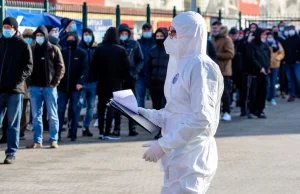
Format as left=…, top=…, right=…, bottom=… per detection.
left=83, top=127, right=93, bottom=137
left=128, top=128, right=138, bottom=136
left=112, top=126, right=120, bottom=137
left=154, top=130, right=162, bottom=139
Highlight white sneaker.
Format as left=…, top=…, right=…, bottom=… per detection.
left=99, top=134, right=104, bottom=139
left=271, top=99, right=277, bottom=106
left=221, top=112, right=231, bottom=121
left=93, top=119, right=98, bottom=127
left=104, top=135, right=121, bottom=140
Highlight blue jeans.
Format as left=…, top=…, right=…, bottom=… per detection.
left=135, top=77, right=147, bottom=108
left=29, top=87, right=59, bottom=144
left=267, top=68, right=279, bottom=99
left=285, top=63, right=300, bottom=97
left=0, top=93, right=23, bottom=156
left=58, top=91, right=81, bottom=138
left=78, top=82, right=96, bottom=128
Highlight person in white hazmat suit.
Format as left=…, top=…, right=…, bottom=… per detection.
left=139, top=11, right=224, bottom=194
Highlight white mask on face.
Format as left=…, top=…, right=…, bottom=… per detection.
left=52, top=32, right=59, bottom=39
left=284, top=31, right=289, bottom=37
left=164, top=36, right=177, bottom=56
left=289, top=30, right=296, bottom=36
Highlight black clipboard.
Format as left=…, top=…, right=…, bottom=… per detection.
left=107, top=99, right=160, bottom=134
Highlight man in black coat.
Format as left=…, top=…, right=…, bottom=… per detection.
left=91, top=27, right=131, bottom=140
left=116, top=23, right=144, bottom=137
left=0, top=17, right=33, bottom=164
left=58, top=32, right=88, bottom=141
left=246, top=28, right=271, bottom=118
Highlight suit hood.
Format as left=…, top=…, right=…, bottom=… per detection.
left=171, top=11, right=207, bottom=57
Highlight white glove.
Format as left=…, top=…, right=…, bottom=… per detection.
left=138, top=107, right=164, bottom=127
left=142, top=141, right=165, bottom=163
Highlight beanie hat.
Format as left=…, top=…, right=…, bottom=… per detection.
left=22, top=29, right=34, bottom=38
left=229, top=27, right=238, bottom=34
left=3, top=17, right=18, bottom=30
left=142, top=23, right=152, bottom=29
left=45, top=25, right=56, bottom=33
left=61, top=18, right=73, bottom=30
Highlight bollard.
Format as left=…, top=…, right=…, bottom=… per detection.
left=218, top=9, right=222, bottom=21
left=146, top=4, right=150, bottom=24
left=44, top=0, right=49, bottom=12
left=239, top=11, right=242, bottom=30
left=116, top=5, right=120, bottom=27
left=0, top=0, right=5, bottom=33
left=197, top=7, right=201, bottom=14
left=173, top=6, right=176, bottom=18
left=82, top=2, right=88, bottom=29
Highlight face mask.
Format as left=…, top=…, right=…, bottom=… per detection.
left=261, top=38, right=266, bottom=43
left=120, top=36, right=128, bottom=41
left=52, top=32, right=59, bottom=39
left=289, top=30, right=296, bottom=36
left=267, top=38, right=273, bottom=44
left=143, top=32, right=152, bottom=39
left=84, top=35, right=92, bottom=44
left=67, top=40, right=77, bottom=49
left=25, top=37, right=33, bottom=45
left=2, top=29, right=13, bottom=38
left=208, top=36, right=212, bottom=41
left=156, top=39, right=164, bottom=45
left=71, top=23, right=77, bottom=32
left=164, top=36, right=177, bottom=55
left=238, top=37, right=243, bottom=40
left=36, top=37, right=45, bottom=45
left=284, top=31, right=289, bottom=37
left=214, top=32, right=220, bottom=36
left=279, top=27, right=284, bottom=32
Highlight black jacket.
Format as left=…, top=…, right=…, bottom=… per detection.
left=78, top=28, right=98, bottom=83
left=207, top=40, right=217, bottom=62
left=0, top=31, right=33, bottom=94
left=138, top=36, right=156, bottom=77
left=282, top=34, right=300, bottom=64
left=91, top=41, right=131, bottom=94
left=246, top=28, right=271, bottom=75
left=59, top=34, right=88, bottom=92
left=118, top=24, right=144, bottom=79
left=232, top=39, right=243, bottom=80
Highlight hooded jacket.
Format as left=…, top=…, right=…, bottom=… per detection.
left=282, top=32, right=300, bottom=64
left=148, top=28, right=169, bottom=89
left=138, top=30, right=156, bottom=77
left=0, top=31, right=33, bottom=94
left=30, top=25, right=65, bottom=88
left=118, top=24, right=144, bottom=79
left=212, top=26, right=235, bottom=76
left=246, top=28, right=271, bottom=74
left=78, top=28, right=98, bottom=83
left=59, top=33, right=88, bottom=92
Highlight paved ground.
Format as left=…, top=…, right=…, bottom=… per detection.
left=0, top=98, right=300, bottom=194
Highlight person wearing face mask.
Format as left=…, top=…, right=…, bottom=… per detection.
left=91, top=27, right=131, bottom=140
left=147, top=28, right=169, bottom=139
left=113, top=23, right=144, bottom=138
left=26, top=25, right=65, bottom=149
left=266, top=32, right=285, bottom=106
left=78, top=28, right=98, bottom=137
left=136, top=23, right=156, bottom=108
left=58, top=33, right=88, bottom=141
left=59, top=18, right=78, bottom=49
left=0, top=17, right=33, bottom=164
left=46, top=25, right=61, bottom=49
left=246, top=29, right=270, bottom=118
left=212, top=21, right=235, bottom=121
left=282, top=25, right=300, bottom=102
left=139, top=12, right=223, bottom=193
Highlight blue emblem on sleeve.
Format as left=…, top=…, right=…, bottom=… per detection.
left=172, top=73, right=179, bottom=84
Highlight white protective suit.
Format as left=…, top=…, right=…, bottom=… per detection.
left=140, top=12, right=224, bottom=194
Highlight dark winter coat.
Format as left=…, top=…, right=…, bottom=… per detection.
left=0, top=31, right=33, bottom=94
left=138, top=36, right=156, bottom=77
left=207, top=40, right=217, bottom=62
left=246, top=28, right=271, bottom=75
left=59, top=34, right=88, bottom=92
left=282, top=34, right=300, bottom=64
left=232, top=39, right=243, bottom=82
left=118, top=24, right=144, bottom=79
left=78, top=28, right=98, bottom=83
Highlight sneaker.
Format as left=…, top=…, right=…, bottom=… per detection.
left=19, top=135, right=26, bottom=140
left=104, top=135, right=120, bottom=140
left=248, top=113, right=254, bottom=119
left=50, top=141, right=59, bottom=148
left=271, top=99, right=277, bottom=106
left=112, top=130, right=120, bottom=137
left=82, top=127, right=93, bottom=137
left=67, top=133, right=71, bottom=138
left=258, top=113, right=267, bottom=119
left=99, top=134, right=104, bottom=139
left=93, top=119, right=98, bottom=127
left=128, top=131, right=139, bottom=136
left=26, top=143, right=43, bottom=149
left=4, top=155, right=15, bottom=164
left=288, top=96, right=295, bottom=102
left=221, top=112, right=231, bottom=121
left=71, top=138, right=77, bottom=142
left=26, top=124, right=33, bottom=131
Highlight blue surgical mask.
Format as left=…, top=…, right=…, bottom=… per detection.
left=120, top=36, right=128, bottom=41
left=36, top=37, right=45, bottom=45
left=279, top=27, right=284, bottom=32
left=208, top=36, right=212, bottom=41
left=261, top=38, right=266, bottom=43
left=267, top=38, right=273, bottom=44
left=143, top=32, right=152, bottom=39
left=2, top=29, right=13, bottom=38
left=84, top=35, right=92, bottom=44
left=25, top=37, right=33, bottom=45
left=289, top=30, right=296, bottom=36
left=71, top=23, right=77, bottom=32
left=284, top=31, right=289, bottom=37
left=214, top=32, right=220, bottom=36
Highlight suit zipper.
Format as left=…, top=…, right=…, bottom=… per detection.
left=67, top=49, right=71, bottom=92
left=0, top=43, right=8, bottom=86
